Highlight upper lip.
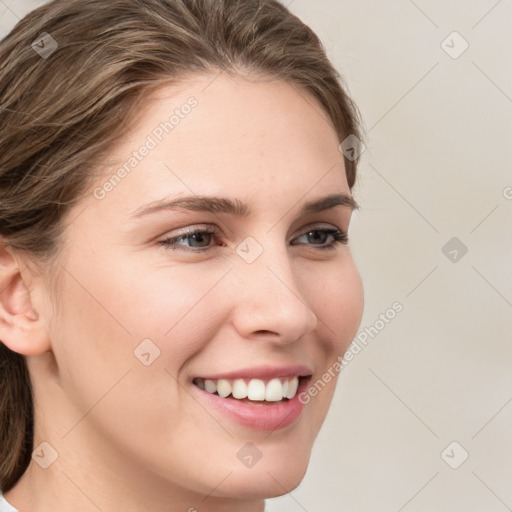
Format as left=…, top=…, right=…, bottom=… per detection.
left=195, top=364, right=313, bottom=381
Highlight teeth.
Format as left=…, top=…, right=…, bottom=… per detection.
left=194, top=375, right=303, bottom=401
left=247, top=379, right=266, bottom=400
left=286, top=376, right=298, bottom=399
left=217, top=379, right=231, bottom=398
left=232, top=379, right=248, bottom=399
left=265, top=378, right=283, bottom=401
left=282, top=379, right=289, bottom=398
left=204, top=379, right=217, bottom=394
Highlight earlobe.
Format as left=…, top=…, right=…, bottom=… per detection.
left=0, top=241, right=50, bottom=356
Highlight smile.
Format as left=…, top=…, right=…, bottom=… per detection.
left=193, top=375, right=304, bottom=402
left=191, top=369, right=313, bottom=431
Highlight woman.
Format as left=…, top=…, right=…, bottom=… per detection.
left=0, top=0, right=364, bottom=510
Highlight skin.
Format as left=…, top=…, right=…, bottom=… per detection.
left=0, top=73, right=364, bottom=512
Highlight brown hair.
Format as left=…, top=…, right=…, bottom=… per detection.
left=0, top=0, right=363, bottom=492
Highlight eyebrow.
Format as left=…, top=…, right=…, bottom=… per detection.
left=131, top=192, right=359, bottom=219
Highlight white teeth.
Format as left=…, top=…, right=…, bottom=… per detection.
left=195, top=375, right=303, bottom=401
left=286, top=376, right=298, bottom=399
left=265, top=378, right=283, bottom=401
left=217, top=379, right=231, bottom=398
left=232, top=379, right=248, bottom=399
left=247, top=379, right=266, bottom=400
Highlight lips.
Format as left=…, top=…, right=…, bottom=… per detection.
left=193, top=364, right=313, bottom=382
left=192, top=365, right=312, bottom=402
left=189, top=364, right=313, bottom=430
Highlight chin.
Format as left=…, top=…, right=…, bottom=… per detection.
left=220, top=469, right=308, bottom=500
left=211, top=449, right=311, bottom=500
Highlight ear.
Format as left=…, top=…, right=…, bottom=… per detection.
left=0, top=239, right=51, bottom=355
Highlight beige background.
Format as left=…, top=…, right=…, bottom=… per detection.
left=2, top=1, right=511, bottom=510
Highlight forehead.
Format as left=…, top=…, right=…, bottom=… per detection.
left=87, top=73, right=349, bottom=218
left=120, top=72, right=341, bottom=160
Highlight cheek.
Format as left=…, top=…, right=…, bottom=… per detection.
left=310, top=255, right=364, bottom=354
left=48, top=263, right=231, bottom=479
left=110, top=253, right=231, bottom=326
left=50, top=255, right=233, bottom=411
left=294, top=255, right=363, bottom=432
left=62, top=252, right=230, bottom=345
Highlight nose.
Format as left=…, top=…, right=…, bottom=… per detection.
left=228, top=241, right=319, bottom=345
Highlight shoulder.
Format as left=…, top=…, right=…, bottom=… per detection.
left=0, top=495, right=19, bottom=512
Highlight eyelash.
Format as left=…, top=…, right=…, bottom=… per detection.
left=158, top=225, right=348, bottom=253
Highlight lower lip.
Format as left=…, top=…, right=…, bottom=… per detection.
left=192, top=377, right=310, bottom=431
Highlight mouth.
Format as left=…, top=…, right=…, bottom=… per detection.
left=191, top=370, right=313, bottom=431
left=192, top=375, right=310, bottom=404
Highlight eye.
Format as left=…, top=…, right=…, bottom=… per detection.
left=291, top=226, right=348, bottom=250
left=158, top=226, right=219, bottom=252
left=158, top=224, right=348, bottom=253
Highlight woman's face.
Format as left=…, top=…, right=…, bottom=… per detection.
left=32, top=74, right=364, bottom=505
